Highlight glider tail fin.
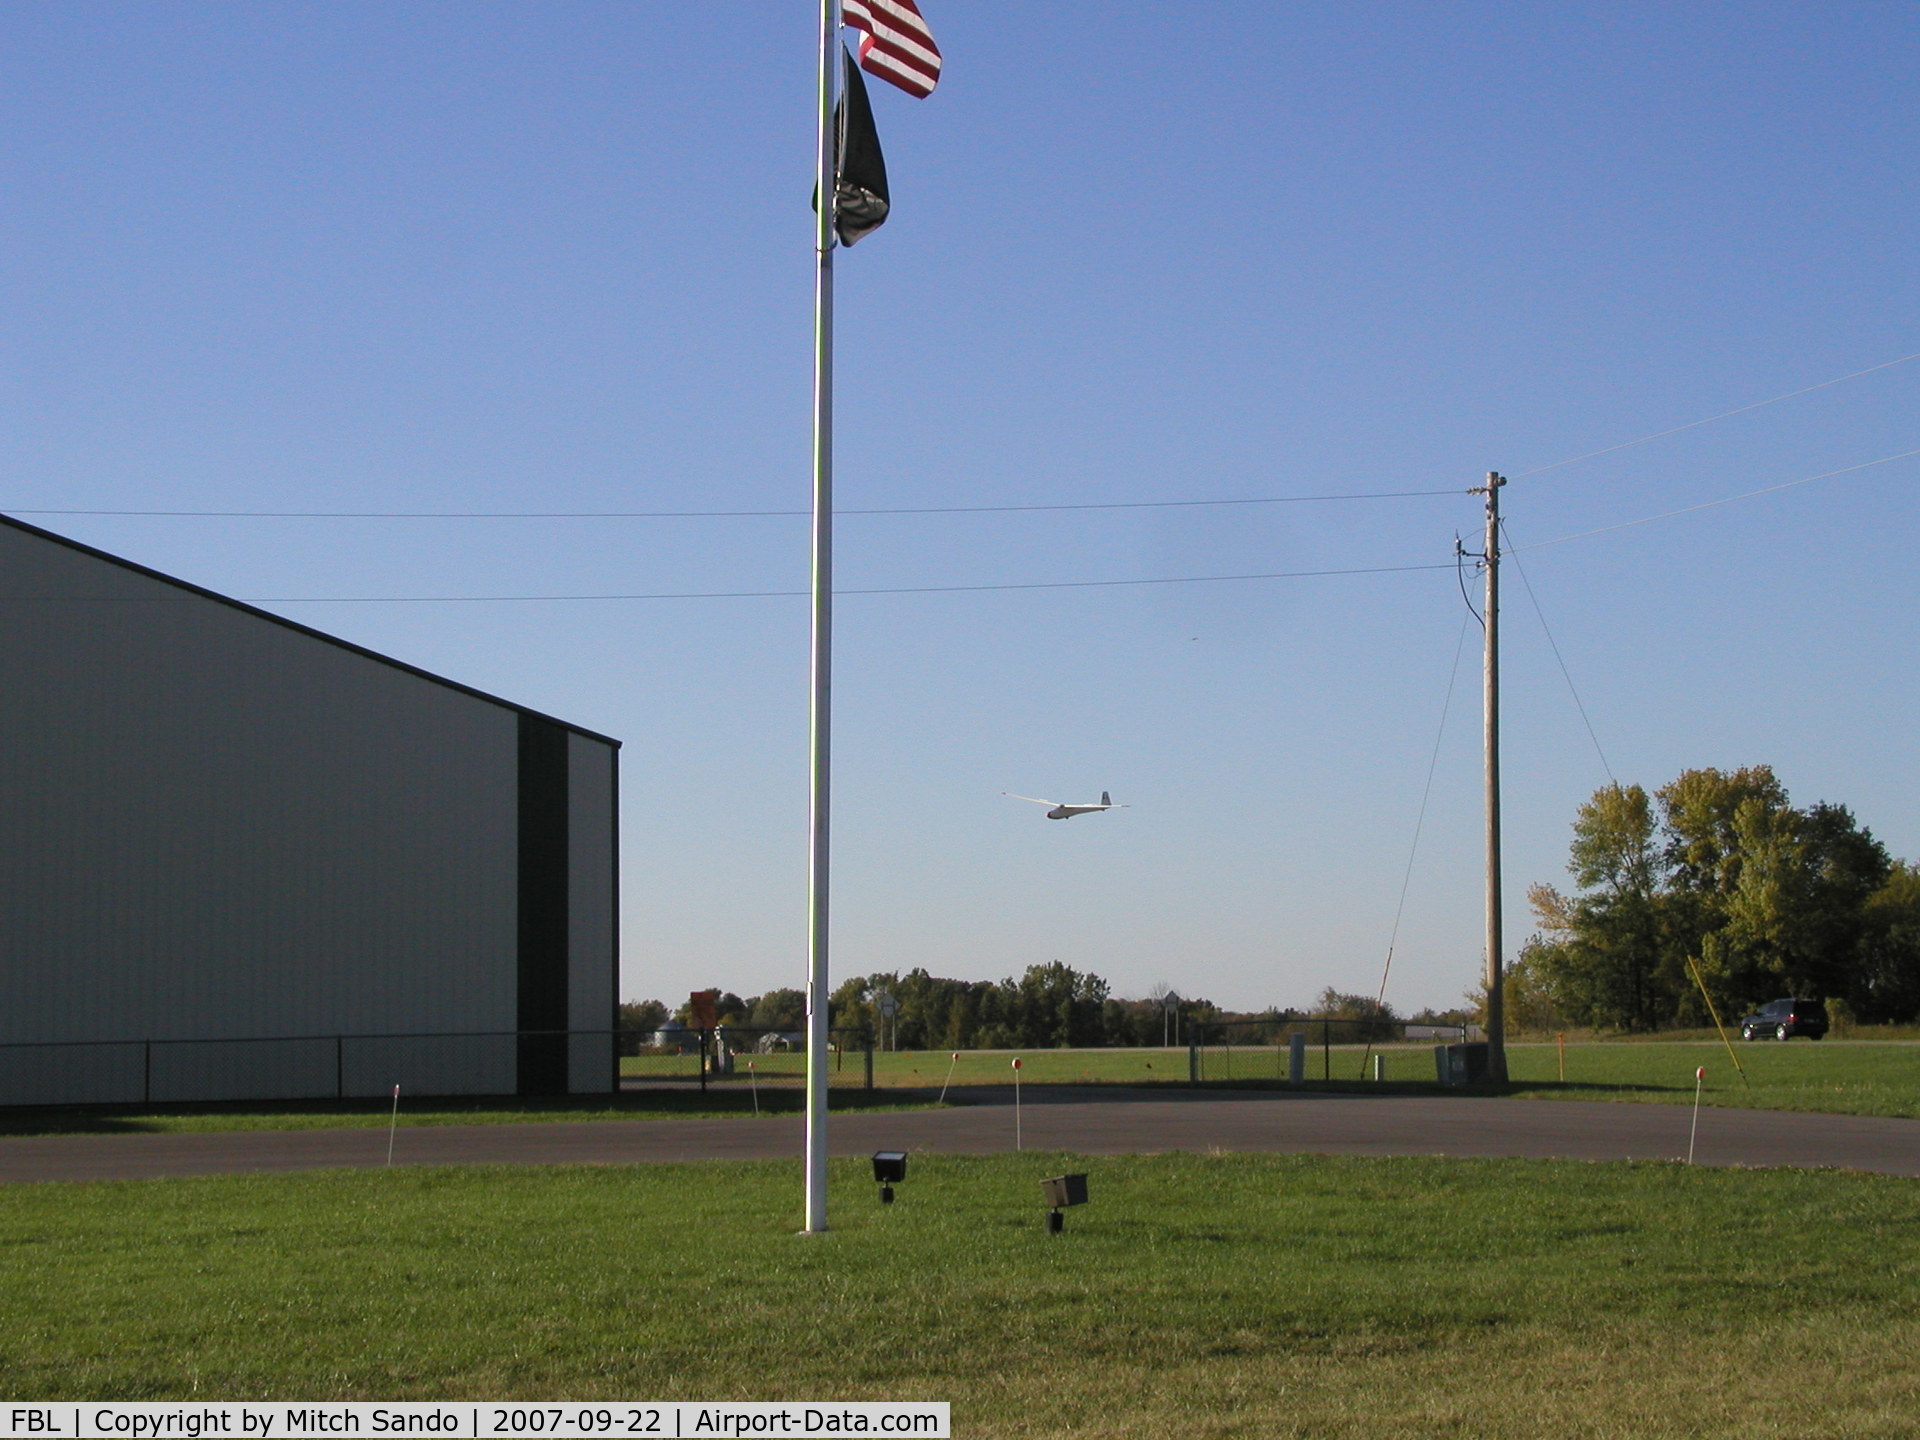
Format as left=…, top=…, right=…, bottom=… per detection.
left=1101, top=791, right=1111, bottom=806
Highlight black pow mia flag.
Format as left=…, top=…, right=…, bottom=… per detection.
left=817, top=46, right=890, bottom=246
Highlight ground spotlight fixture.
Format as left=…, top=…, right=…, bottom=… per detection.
left=872, top=1150, right=908, bottom=1204
left=1040, top=1172, right=1088, bottom=1233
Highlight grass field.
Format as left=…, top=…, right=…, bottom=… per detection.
left=1197, top=1038, right=1920, bottom=1119
left=3, top=1153, right=1917, bottom=1437
left=620, top=1049, right=874, bottom=1084
left=1504, top=1039, right=1920, bottom=1118
left=9, top=1040, right=1917, bottom=1138
left=830, top=1042, right=1920, bottom=1119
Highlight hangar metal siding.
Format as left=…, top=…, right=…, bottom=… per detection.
left=568, top=732, right=618, bottom=1093
left=0, top=517, right=619, bottom=1104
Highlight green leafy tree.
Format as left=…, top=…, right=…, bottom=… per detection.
left=747, top=988, right=805, bottom=1031
left=1526, top=783, right=1675, bottom=1030
left=1697, top=797, right=1889, bottom=1009
left=1310, top=988, right=1399, bottom=1042
left=1853, top=862, right=1920, bottom=1022
left=1530, top=767, right=1903, bottom=1029
left=1001, top=962, right=1109, bottom=1048
left=828, top=974, right=874, bottom=1034
left=616, top=999, right=668, bottom=1055
left=1499, top=946, right=1563, bottom=1035
left=1657, top=765, right=1791, bottom=894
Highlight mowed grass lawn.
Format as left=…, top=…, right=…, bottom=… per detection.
left=11, top=1041, right=1916, bottom=1137
left=823, top=1042, right=1920, bottom=1119
left=1189, top=1038, right=1920, bottom=1118
left=3, top=1154, right=1919, bottom=1438
left=1504, top=1039, right=1920, bottom=1118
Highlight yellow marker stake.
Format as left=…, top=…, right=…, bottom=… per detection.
left=938, top=1051, right=960, bottom=1105
left=1684, top=954, right=1748, bottom=1085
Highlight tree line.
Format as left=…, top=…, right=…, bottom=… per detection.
left=1516, top=765, right=1920, bottom=1031
left=619, top=970, right=1459, bottom=1052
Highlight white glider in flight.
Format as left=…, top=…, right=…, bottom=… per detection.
left=1004, top=790, right=1129, bottom=820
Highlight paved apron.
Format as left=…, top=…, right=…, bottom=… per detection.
left=2, top=1087, right=1916, bottom=1183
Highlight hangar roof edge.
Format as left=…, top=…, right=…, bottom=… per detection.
left=0, top=512, right=621, bottom=749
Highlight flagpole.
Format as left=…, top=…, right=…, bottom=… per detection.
left=804, top=0, right=840, bottom=1236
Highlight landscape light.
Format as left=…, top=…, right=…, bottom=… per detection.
left=872, top=1150, right=908, bottom=1204
left=1040, top=1172, right=1088, bottom=1234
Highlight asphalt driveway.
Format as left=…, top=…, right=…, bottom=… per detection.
left=1, top=1086, right=1916, bottom=1183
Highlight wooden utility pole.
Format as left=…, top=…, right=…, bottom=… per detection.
left=1478, top=472, right=1508, bottom=1082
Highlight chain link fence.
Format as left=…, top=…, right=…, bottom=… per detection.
left=0, top=1023, right=880, bottom=1108
left=617, top=1024, right=876, bottom=1092
left=1187, top=1016, right=1476, bottom=1084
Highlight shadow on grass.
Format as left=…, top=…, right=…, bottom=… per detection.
left=0, top=1086, right=932, bottom=1137
left=2, top=1080, right=1715, bottom=1136
left=1186, top=1078, right=1694, bottom=1100
left=890, top=1078, right=1696, bottom=1104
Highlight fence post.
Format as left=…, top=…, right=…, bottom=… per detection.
left=1187, top=1022, right=1199, bottom=1084
left=864, top=1026, right=875, bottom=1092
left=1323, top=1019, right=1330, bottom=1081
left=336, top=1035, right=344, bottom=1099
left=699, top=1027, right=709, bottom=1093
left=143, top=1040, right=152, bottom=1106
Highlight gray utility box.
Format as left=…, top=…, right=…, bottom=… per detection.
left=1435, top=1041, right=1490, bottom=1086
left=1040, top=1173, right=1089, bottom=1209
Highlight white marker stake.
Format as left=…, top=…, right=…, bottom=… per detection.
left=386, top=1084, right=400, bottom=1167
left=1012, top=1057, right=1023, bottom=1151
left=938, top=1051, right=960, bottom=1105
left=749, top=1060, right=760, bottom=1117
left=1688, top=1066, right=1706, bottom=1165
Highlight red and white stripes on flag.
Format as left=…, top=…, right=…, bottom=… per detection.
left=843, top=0, right=942, bottom=98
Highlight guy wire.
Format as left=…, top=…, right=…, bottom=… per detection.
left=1359, top=608, right=1473, bottom=1080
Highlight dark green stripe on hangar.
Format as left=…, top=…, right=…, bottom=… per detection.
left=517, top=713, right=570, bottom=1095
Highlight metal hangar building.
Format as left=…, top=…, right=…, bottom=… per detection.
left=0, top=514, right=620, bottom=1107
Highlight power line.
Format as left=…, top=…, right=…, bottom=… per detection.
left=1, top=486, right=1463, bottom=522
left=231, top=560, right=1454, bottom=604
left=1515, top=350, right=1920, bottom=480
left=1511, top=447, right=1920, bottom=552
left=11, top=353, right=1914, bottom=521
left=19, top=444, right=1908, bottom=603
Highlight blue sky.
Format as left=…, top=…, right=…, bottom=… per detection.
left=4, top=2, right=1916, bottom=1014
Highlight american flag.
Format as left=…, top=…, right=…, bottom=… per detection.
left=843, top=0, right=942, bottom=99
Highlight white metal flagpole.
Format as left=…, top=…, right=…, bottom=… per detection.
left=803, top=0, right=840, bottom=1235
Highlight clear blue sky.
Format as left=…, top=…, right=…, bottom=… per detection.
left=5, top=2, right=1916, bottom=1015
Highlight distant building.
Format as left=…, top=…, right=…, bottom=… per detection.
left=648, top=1020, right=697, bottom=1053
left=0, top=515, right=619, bottom=1107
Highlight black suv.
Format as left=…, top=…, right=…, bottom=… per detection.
left=1738, top=998, right=1828, bottom=1041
